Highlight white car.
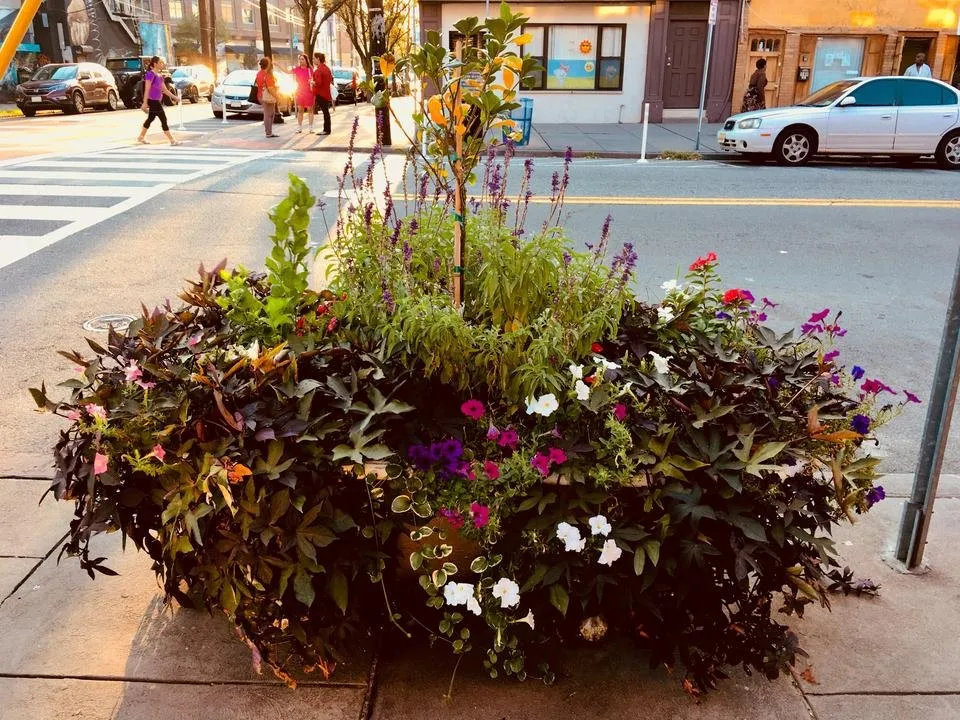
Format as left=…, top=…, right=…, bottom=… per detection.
left=719, top=76, right=960, bottom=168
left=211, top=69, right=295, bottom=118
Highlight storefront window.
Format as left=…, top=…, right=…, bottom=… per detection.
left=811, top=37, right=864, bottom=93
left=169, top=0, right=184, bottom=20
left=241, top=6, right=254, bottom=24
left=221, top=0, right=233, bottom=23
left=521, top=24, right=625, bottom=91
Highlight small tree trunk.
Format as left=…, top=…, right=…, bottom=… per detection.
left=452, top=40, right=465, bottom=310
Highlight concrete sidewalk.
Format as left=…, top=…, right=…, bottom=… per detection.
left=2, top=470, right=959, bottom=719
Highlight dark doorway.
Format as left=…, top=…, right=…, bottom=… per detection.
left=664, top=19, right=707, bottom=108
left=898, top=37, right=933, bottom=76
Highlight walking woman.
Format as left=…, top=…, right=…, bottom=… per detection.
left=292, top=54, right=315, bottom=134
left=741, top=58, right=768, bottom=113
left=255, top=57, right=280, bottom=138
left=137, top=56, right=181, bottom=145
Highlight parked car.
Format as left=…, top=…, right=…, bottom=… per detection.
left=210, top=69, right=294, bottom=119
left=170, top=64, right=215, bottom=103
left=15, top=63, right=120, bottom=116
left=332, top=67, right=365, bottom=104
left=719, top=76, right=960, bottom=169
left=105, top=56, right=176, bottom=109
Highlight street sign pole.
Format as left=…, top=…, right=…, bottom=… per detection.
left=695, top=0, right=718, bottom=151
left=895, top=247, right=960, bottom=569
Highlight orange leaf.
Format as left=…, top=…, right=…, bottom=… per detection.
left=427, top=95, right=446, bottom=126
left=503, top=55, right=523, bottom=71
left=817, top=430, right=862, bottom=443
left=513, top=33, right=533, bottom=46
left=503, top=67, right=516, bottom=89
left=799, top=665, right=820, bottom=685
left=228, top=463, right=253, bottom=483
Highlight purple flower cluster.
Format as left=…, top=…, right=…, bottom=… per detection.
left=866, top=485, right=886, bottom=507
left=408, top=439, right=470, bottom=477
left=610, top=242, right=638, bottom=288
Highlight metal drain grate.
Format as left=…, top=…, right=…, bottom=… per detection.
left=82, top=314, right=138, bottom=334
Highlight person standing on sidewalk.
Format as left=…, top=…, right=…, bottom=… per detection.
left=740, top=58, right=768, bottom=113
left=137, top=56, right=181, bottom=146
left=255, top=57, right=280, bottom=139
left=292, top=54, right=315, bottom=134
left=312, top=52, right=333, bottom=135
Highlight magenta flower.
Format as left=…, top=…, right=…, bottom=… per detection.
left=823, top=349, right=840, bottom=363
left=904, top=390, right=922, bottom=404
left=124, top=360, right=142, bottom=383
left=439, top=508, right=465, bottom=529
left=486, top=425, right=501, bottom=441
left=761, top=297, right=779, bottom=309
left=152, top=444, right=166, bottom=462
left=548, top=447, right=567, bottom=465
left=483, top=460, right=500, bottom=480
left=862, top=378, right=896, bottom=395
left=808, top=308, right=830, bottom=323
left=84, top=403, right=107, bottom=421
left=470, top=502, right=490, bottom=528
left=531, top=453, right=551, bottom=476
left=801, top=323, right=823, bottom=335
left=460, top=399, right=485, bottom=421
left=613, top=403, right=627, bottom=421
left=498, top=428, right=519, bottom=450
left=93, top=452, right=109, bottom=476
left=66, top=409, right=81, bottom=421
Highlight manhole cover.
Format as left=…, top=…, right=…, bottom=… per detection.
left=82, top=314, right=138, bottom=333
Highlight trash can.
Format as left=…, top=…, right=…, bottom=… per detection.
left=504, top=97, right=534, bottom=146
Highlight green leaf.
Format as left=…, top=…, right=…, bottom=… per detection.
left=633, top=546, right=646, bottom=576
left=470, top=556, right=488, bottom=573
left=643, top=539, right=661, bottom=567
left=409, top=552, right=423, bottom=571
left=220, top=581, right=239, bottom=614
left=294, top=568, right=315, bottom=607
left=327, top=569, right=348, bottom=614
left=548, top=583, right=569, bottom=616
left=442, top=562, right=458, bottom=576
left=391, top=495, right=413, bottom=513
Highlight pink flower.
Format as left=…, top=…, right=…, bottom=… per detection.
left=548, top=447, right=567, bottom=465
left=531, top=453, right=551, bottom=476
left=440, top=507, right=465, bottom=529
left=187, top=334, right=202, bottom=347
left=84, top=403, right=107, bottom=421
left=497, top=428, right=519, bottom=450
left=470, top=502, right=490, bottom=528
left=808, top=308, right=830, bottom=323
left=93, top=452, right=109, bottom=476
left=136, top=380, right=157, bottom=390
left=823, top=349, right=840, bottom=363
left=483, top=460, right=500, bottom=480
left=486, top=425, right=501, bottom=441
left=613, top=403, right=627, bottom=421
left=904, top=390, right=922, bottom=404
left=460, top=399, right=485, bottom=421
left=152, top=444, right=166, bottom=462
left=124, top=360, right=142, bottom=382
left=66, top=409, right=82, bottom=421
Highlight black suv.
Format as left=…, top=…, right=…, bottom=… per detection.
left=106, top=56, right=175, bottom=108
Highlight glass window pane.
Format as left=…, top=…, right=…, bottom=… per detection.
left=241, top=7, right=254, bottom=23
left=525, top=26, right=544, bottom=56
left=900, top=79, right=946, bottom=106
left=221, top=0, right=233, bottom=22
left=601, top=27, right=621, bottom=57
left=811, top=37, right=864, bottom=93
left=943, top=86, right=959, bottom=105
left=598, top=57, right=621, bottom=89
left=850, top=78, right=898, bottom=106
left=547, top=25, right=597, bottom=89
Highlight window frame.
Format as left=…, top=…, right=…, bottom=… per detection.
left=169, top=0, right=184, bottom=20
left=221, top=0, right=234, bottom=23
left=240, top=6, right=255, bottom=25
left=519, top=23, right=626, bottom=92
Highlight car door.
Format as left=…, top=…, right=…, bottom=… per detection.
left=894, top=79, right=960, bottom=154
left=825, top=78, right=899, bottom=152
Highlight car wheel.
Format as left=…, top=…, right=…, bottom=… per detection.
left=65, top=91, right=84, bottom=114
left=213, top=110, right=223, bottom=118
left=106, top=90, right=118, bottom=111
left=935, top=131, right=960, bottom=170
left=21, top=107, right=36, bottom=117
left=774, top=128, right=814, bottom=166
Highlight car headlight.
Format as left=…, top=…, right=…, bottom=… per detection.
left=738, top=118, right=762, bottom=129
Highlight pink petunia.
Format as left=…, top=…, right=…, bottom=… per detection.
left=808, top=308, right=830, bottom=323
left=483, top=460, right=500, bottom=480
left=152, top=444, right=166, bottom=462
left=613, top=403, right=627, bottom=421
left=460, top=399, right=485, bottom=421
left=135, top=380, right=156, bottom=390
left=530, top=453, right=551, bottom=476
left=497, top=428, right=519, bottom=450
left=84, top=403, right=107, bottom=421
left=470, top=502, right=490, bottom=528
left=486, top=425, right=500, bottom=441
left=93, top=452, right=109, bottom=476
left=124, top=360, right=142, bottom=383
left=548, top=447, right=567, bottom=465
left=187, top=334, right=202, bottom=347
left=66, top=409, right=82, bottom=421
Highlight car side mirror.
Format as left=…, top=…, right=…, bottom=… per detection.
left=839, top=95, right=857, bottom=107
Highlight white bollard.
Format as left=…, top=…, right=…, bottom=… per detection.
left=221, top=83, right=228, bottom=124
left=177, top=88, right=185, bottom=131
left=638, top=102, right=650, bottom=164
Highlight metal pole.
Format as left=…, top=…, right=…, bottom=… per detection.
left=694, top=23, right=714, bottom=151
left=177, top=88, right=185, bottom=129
left=638, top=102, right=650, bottom=163
left=0, top=0, right=43, bottom=81
left=895, top=247, right=960, bottom=569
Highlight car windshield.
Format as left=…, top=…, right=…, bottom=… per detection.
left=225, top=70, right=256, bottom=85
left=105, top=58, right=141, bottom=71
left=32, top=65, right=77, bottom=81
left=332, top=70, right=354, bottom=80
left=172, top=68, right=190, bottom=78
left=798, top=80, right=860, bottom=107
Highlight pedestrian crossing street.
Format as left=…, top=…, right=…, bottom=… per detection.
left=0, top=145, right=264, bottom=271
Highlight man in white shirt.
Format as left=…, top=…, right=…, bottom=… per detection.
left=904, top=53, right=932, bottom=77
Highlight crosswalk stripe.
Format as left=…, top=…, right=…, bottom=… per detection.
left=22, top=160, right=226, bottom=171
left=0, top=169, right=206, bottom=182
left=0, top=184, right=140, bottom=197
left=0, top=205, right=106, bottom=221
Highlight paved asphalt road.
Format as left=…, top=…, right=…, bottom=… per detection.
left=0, top=109, right=958, bottom=481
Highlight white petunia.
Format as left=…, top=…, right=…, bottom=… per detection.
left=575, top=380, right=591, bottom=400
left=593, top=356, right=621, bottom=371
left=556, top=521, right=586, bottom=553
left=661, top=279, right=682, bottom=293
left=526, top=393, right=559, bottom=417
left=491, top=578, right=521, bottom=609
left=598, top=538, right=623, bottom=566
left=443, top=581, right=480, bottom=614
left=648, top=351, right=672, bottom=375
left=657, top=306, right=675, bottom=324
left=588, top=515, right=612, bottom=537
left=568, top=363, right=584, bottom=380
left=245, top=340, right=260, bottom=360
left=465, top=593, right=482, bottom=615
left=515, top=609, right=536, bottom=629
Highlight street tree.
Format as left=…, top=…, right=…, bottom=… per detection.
left=336, top=0, right=412, bottom=77
left=291, top=0, right=350, bottom=60
left=171, top=16, right=228, bottom=57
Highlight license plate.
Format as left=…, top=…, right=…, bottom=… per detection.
left=31, top=96, right=41, bottom=103
left=717, top=131, right=726, bottom=142
left=227, top=103, right=242, bottom=109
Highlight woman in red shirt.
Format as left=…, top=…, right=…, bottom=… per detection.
left=255, top=57, right=279, bottom=138
left=311, top=52, right=333, bottom=135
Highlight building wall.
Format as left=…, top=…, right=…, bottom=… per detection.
left=433, top=2, right=651, bottom=123
left=732, top=0, right=960, bottom=110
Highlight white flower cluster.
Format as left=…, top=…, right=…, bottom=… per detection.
left=569, top=358, right=621, bottom=403
left=491, top=578, right=521, bottom=608
left=526, top=393, right=559, bottom=417
left=648, top=351, right=672, bottom=375
left=443, top=581, right=482, bottom=615
left=556, top=516, right=623, bottom=566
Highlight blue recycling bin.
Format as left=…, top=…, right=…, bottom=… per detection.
left=504, top=97, right=534, bottom=146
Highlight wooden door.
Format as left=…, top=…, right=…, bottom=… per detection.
left=664, top=20, right=706, bottom=108
left=747, top=33, right=784, bottom=108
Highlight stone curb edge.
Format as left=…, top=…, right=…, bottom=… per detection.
left=307, top=145, right=733, bottom=162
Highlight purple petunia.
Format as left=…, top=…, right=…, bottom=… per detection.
left=823, top=349, right=840, bottom=363
left=498, top=428, right=519, bottom=450
left=851, top=365, right=865, bottom=381
left=866, top=486, right=886, bottom=507
left=851, top=414, right=871, bottom=434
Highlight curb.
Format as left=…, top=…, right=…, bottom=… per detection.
left=304, top=144, right=733, bottom=162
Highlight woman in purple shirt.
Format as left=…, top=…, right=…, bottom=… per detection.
left=137, top=56, right=181, bottom=145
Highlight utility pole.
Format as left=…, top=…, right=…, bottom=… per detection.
left=203, top=0, right=217, bottom=68
left=260, top=0, right=272, bottom=58
left=198, top=0, right=210, bottom=65
left=368, top=0, right=391, bottom=145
